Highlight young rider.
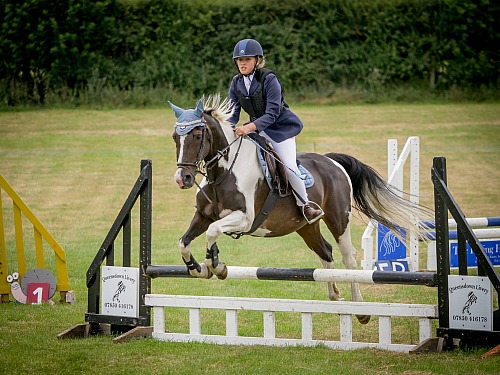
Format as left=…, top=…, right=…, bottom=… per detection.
left=228, top=38, right=324, bottom=224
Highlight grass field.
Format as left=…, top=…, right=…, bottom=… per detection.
left=1, top=102, right=500, bottom=374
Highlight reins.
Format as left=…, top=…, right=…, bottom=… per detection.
left=245, top=136, right=306, bottom=181
left=205, top=135, right=243, bottom=219
left=205, top=136, right=243, bottom=179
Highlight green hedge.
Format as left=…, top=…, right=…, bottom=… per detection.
left=0, top=0, right=498, bottom=106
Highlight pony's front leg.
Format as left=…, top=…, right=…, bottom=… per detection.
left=204, top=210, right=251, bottom=279
left=178, top=240, right=213, bottom=279
left=179, top=212, right=213, bottom=279
left=205, top=242, right=226, bottom=279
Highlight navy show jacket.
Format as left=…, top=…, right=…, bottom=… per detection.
left=228, top=70, right=303, bottom=143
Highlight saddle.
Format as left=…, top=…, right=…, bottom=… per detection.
left=247, top=132, right=291, bottom=197
left=227, top=132, right=315, bottom=239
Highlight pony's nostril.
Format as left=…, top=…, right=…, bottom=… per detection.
left=183, top=174, right=193, bottom=186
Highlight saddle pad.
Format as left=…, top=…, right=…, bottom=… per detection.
left=256, top=149, right=314, bottom=189
left=298, top=164, right=314, bottom=188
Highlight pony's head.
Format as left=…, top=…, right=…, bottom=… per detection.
left=169, top=95, right=236, bottom=189
left=169, top=99, right=211, bottom=189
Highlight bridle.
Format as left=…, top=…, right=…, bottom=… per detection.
left=175, top=118, right=210, bottom=173
left=175, top=117, right=243, bottom=204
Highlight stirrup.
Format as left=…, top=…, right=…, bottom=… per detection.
left=302, top=201, right=324, bottom=224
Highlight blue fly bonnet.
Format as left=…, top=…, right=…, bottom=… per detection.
left=169, top=99, right=205, bottom=135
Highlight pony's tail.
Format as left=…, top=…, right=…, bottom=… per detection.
left=325, top=152, right=433, bottom=240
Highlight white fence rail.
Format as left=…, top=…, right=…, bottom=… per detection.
left=146, top=294, right=438, bottom=353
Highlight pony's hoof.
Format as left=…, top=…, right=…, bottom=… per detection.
left=356, top=314, right=371, bottom=325
left=329, top=296, right=345, bottom=302
left=213, top=263, right=228, bottom=280
left=200, top=264, right=214, bottom=279
left=189, top=264, right=213, bottom=279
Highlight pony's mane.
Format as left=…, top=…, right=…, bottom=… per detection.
left=202, top=94, right=235, bottom=127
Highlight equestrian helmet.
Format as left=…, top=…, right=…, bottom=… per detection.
left=232, top=39, right=264, bottom=59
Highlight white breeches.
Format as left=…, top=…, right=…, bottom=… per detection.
left=260, top=132, right=308, bottom=206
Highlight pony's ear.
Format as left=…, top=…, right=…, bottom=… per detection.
left=194, top=99, right=204, bottom=118
left=168, top=101, right=184, bottom=119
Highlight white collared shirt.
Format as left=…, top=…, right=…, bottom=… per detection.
left=244, top=73, right=254, bottom=94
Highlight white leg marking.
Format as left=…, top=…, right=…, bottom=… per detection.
left=320, top=259, right=343, bottom=301
left=203, top=211, right=252, bottom=278
left=338, top=226, right=363, bottom=303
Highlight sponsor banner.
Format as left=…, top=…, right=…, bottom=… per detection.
left=450, top=239, right=500, bottom=267
left=448, top=275, right=493, bottom=331
left=101, top=266, right=139, bottom=317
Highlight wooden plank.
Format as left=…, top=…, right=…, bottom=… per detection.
left=13, top=203, right=26, bottom=275
left=57, top=324, right=90, bottom=339
left=147, top=294, right=438, bottom=353
left=146, top=294, right=438, bottom=318
left=153, top=306, right=165, bottom=334
left=419, top=317, right=433, bottom=342
left=226, top=310, right=238, bottom=337
left=379, top=316, right=392, bottom=344
left=263, top=311, right=275, bottom=338
left=113, top=326, right=153, bottom=343
left=189, top=308, right=201, bottom=335
left=340, top=315, right=352, bottom=342
left=301, top=313, right=313, bottom=341
left=34, top=228, right=45, bottom=268
left=57, top=323, right=111, bottom=339
left=151, top=332, right=416, bottom=353
left=0, top=188, right=9, bottom=297
left=481, top=344, right=500, bottom=358
left=409, top=337, right=444, bottom=354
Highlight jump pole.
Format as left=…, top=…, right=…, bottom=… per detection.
left=421, top=217, right=500, bottom=229
left=425, top=219, right=500, bottom=271
left=145, top=265, right=438, bottom=286
left=425, top=228, right=500, bottom=240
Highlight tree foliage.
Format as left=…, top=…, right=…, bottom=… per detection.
left=0, top=0, right=498, bottom=105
